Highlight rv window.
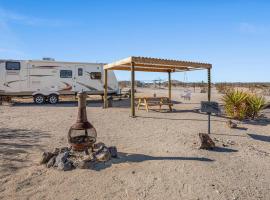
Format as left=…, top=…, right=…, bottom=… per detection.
left=90, top=72, right=102, bottom=80
left=78, top=68, right=83, bottom=76
left=6, top=62, right=20, bottom=70
left=60, top=70, right=72, bottom=78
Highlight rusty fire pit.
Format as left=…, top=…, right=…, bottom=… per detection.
left=68, top=92, right=97, bottom=151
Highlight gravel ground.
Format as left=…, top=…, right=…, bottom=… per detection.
left=0, top=87, right=270, bottom=200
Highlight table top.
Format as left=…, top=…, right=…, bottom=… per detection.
left=136, top=96, right=169, bottom=100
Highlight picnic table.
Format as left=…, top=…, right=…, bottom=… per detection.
left=136, top=96, right=173, bottom=112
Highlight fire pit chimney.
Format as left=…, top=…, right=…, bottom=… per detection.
left=68, top=92, right=97, bottom=151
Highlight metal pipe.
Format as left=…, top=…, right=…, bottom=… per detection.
left=77, top=92, right=88, bottom=123
left=207, top=68, right=211, bottom=134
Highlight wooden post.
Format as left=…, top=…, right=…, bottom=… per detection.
left=131, top=62, right=135, bottom=117
left=207, top=68, right=211, bottom=134
left=103, top=69, right=108, bottom=108
left=207, top=68, right=211, bottom=101
left=168, top=71, right=171, bottom=101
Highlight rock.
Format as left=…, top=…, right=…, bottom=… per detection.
left=46, top=156, right=56, bottom=168
left=53, top=147, right=70, bottom=155
left=93, top=142, right=105, bottom=152
left=57, top=160, right=73, bottom=171
left=54, top=152, right=69, bottom=167
left=108, top=146, right=118, bottom=158
left=226, top=139, right=235, bottom=145
left=199, top=133, right=215, bottom=150
left=227, top=120, right=237, bottom=128
left=95, top=148, right=111, bottom=162
left=83, top=154, right=95, bottom=162
left=73, top=160, right=92, bottom=169
left=40, top=152, right=54, bottom=164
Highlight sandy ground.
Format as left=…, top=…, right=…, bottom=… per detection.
left=0, top=87, right=270, bottom=200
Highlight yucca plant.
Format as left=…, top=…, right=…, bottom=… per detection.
left=246, top=94, right=265, bottom=119
left=222, top=90, right=249, bottom=120
left=222, top=90, right=266, bottom=120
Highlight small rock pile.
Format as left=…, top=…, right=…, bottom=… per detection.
left=40, top=142, right=117, bottom=171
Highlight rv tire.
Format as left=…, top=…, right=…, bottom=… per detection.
left=48, top=94, right=59, bottom=104
left=34, top=94, right=45, bottom=104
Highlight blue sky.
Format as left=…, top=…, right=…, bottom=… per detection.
left=0, top=0, right=269, bottom=82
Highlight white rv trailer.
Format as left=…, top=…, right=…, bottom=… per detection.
left=0, top=58, right=119, bottom=104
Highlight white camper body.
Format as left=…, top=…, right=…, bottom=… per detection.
left=0, top=59, right=119, bottom=104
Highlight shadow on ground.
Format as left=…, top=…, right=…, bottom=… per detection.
left=13, top=100, right=103, bottom=108
left=211, top=133, right=248, bottom=137
left=91, top=152, right=214, bottom=171
left=0, top=128, right=50, bottom=176
left=113, top=152, right=214, bottom=163
left=210, top=147, right=238, bottom=153
left=137, top=115, right=226, bottom=123
left=242, top=118, right=270, bottom=126
left=248, top=133, right=270, bottom=143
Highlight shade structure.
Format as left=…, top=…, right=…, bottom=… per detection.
left=103, top=56, right=212, bottom=117
left=104, top=56, right=212, bottom=72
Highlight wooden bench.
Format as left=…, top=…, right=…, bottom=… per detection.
left=136, top=97, right=173, bottom=112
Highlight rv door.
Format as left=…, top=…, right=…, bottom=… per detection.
left=73, top=67, right=87, bottom=92
left=4, top=61, right=22, bottom=93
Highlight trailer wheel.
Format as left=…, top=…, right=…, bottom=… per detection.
left=48, top=94, right=59, bottom=104
left=34, top=94, right=45, bottom=104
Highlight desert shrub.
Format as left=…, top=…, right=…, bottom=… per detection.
left=246, top=94, right=266, bottom=119
left=222, top=90, right=248, bottom=120
left=222, top=90, right=265, bottom=120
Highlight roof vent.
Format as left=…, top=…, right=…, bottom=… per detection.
left=42, top=57, right=55, bottom=61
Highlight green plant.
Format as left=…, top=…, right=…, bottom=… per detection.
left=222, top=90, right=248, bottom=120
left=246, top=94, right=265, bottom=119
left=222, top=90, right=266, bottom=120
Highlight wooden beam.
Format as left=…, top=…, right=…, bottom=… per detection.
left=131, top=56, right=212, bottom=69
left=104, top=63, right=208, bottom=72
left=134, top=63, right=189, bottom=70
left=168, top=71, right=172, bottom=101
left=104, top=57, right=212, bottom=71
left=131, top=62, right=135, bottom=117
left=104, top=57, right=132, bottom=69
left=103, top=69, right=108, bottom=108
left=108, top=66, right=174, bottom=72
